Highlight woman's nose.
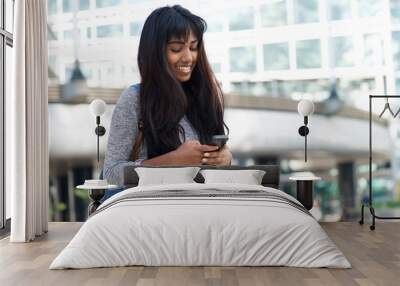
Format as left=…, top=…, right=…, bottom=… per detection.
left=181, top=47, right=193, bottom=63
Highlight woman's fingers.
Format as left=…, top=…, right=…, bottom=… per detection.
left=203, top=151, right=219, bottom=158
left=201, top=157, right=221, bottom=165
left=202, top=144, right=231, bottom=165
left=202, top=149, right=221, bottom=165
left=199, top=144, right=219, bottom=152
left=202, top=152, right=227, bottom=165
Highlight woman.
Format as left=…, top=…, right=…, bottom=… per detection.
left=103, top=5, right=232, bottom=187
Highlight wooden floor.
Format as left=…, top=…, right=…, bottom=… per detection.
left=0, top=222, right=399, bottom=286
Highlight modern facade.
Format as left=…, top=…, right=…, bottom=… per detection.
left=47, top=0, right=400, bottom=104
left=45, top=0, right=400, bottom=221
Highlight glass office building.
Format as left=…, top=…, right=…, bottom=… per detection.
left=46, top=0, right=400, bottom=221
left=47, top=0, right=400, bottom=107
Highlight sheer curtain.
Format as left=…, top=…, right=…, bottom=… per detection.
left=7, top=0, right=49, bottom=242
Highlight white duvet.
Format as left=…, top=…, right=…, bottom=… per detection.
left=50, top=183, right=351, bottom=269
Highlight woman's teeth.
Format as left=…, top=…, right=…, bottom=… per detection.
left=177, top=66, right=191, bottom=73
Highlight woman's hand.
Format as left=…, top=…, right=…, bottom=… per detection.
left=201, top=145, right=232, bottom=166
left=173, top=140, right=219, bottom=165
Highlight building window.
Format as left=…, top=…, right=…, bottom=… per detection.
left=329, top=0, right=351, bottom=21
left=332, top=36, right=354, bottom=67
left=359, top=0, right=384, bottom=18
left=263, top=42, right=289, bottom=70
left=86, top=27, right=91, bottom=39
left=391, top=0, right=400, bottom=24
left=231, top=82, right=266, bottom=96
left=364, top=33, right=384, bottom=66
left=63, top=0, right=91, bottom=12
left=1, top=0, right=15, bottom=229
left=206, top=18, right=223, bottom=33
left=392, top=32, right=400, bottom=70
left=129, top=21, right=142, bottom=36
left=96, top=0, right=122, bottom=8
left=48, top=0, right=57, bottom=15
left=4, top=0, right=13, bottom=32
left=49, top=54, right=57, bottom=73
left=396, top=78, right=400, bottom=94
left=81, top=64, right=93, bottom=80
left=63, top=0, right=72, bottom=13
left=63, top=30, right=73, bottom=40
left=48, top=25, right=58, bottom=41
left=337, top=78, right=376, bottom=106
left=229, top=46, right=256, bottom=72
left=65, top=65, right=74, bottom=81
left=229, top=7, right=254, bottom=31
left=97, top=24, right=123, bottom=38
left=211, top=62, right=221, bottom=73
left=296, top=39, right=321, bottom=69
left=258, top=79, right=330, bottom=99
left=281, top=79, right=330, bottom=100
left=80, top=0, right=90, bottom=10
left=260, top=0, right=287, bottom=27
left=294, top=0, right=319, bottom=24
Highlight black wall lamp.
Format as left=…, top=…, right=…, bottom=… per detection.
left=297, top=99, right=314, bottom=162
left=89, top=99, right=107, bottom=165
left=76, top=99, right=118, bottom=216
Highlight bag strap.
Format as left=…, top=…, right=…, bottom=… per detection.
left=130, top=120, right=144, bottom=162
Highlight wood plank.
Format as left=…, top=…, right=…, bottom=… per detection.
left=0, top=222, right=399, bottom=286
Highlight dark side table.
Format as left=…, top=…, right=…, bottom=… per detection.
left=289, top=176, right=321, bottom=210
left=77, top=182, right=117, bottom=216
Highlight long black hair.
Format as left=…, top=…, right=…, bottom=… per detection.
left=137, top=5, right=228, bottom=159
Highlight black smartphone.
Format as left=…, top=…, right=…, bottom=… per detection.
left=208, top=135, right=229, bottom=149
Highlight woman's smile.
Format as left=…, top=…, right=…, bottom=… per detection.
left=176, top=65, right=192, bottom=74
left=166, top=31, right=198, bottom=82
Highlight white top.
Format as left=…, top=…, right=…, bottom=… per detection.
left=289, top=176, right=321, bottom=181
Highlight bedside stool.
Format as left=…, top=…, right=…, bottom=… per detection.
left=76, top=183, right=117, bottom=216
left=289, top=176, right=321, bottom=210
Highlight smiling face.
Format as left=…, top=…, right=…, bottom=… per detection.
left=166, top=31, right=199, bottom=82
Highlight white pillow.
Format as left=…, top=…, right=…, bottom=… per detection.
left=135, top=167, right=201, bottom=186
left=200, top=169, right=266, bottom=185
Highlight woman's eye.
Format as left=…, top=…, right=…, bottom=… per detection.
left=169, top=45, right=182, bottom=52
left=169, top=46, right=198, bottom=53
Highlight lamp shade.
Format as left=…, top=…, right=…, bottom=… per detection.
left=297, top=99, right=314, bottom=116
left=89, top=99, right=107, bottom=116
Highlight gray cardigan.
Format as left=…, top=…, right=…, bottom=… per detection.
left=103, top=84, right=199, bottom=186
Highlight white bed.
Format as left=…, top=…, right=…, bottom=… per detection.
left=50, top=183, right=351, bottom=269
